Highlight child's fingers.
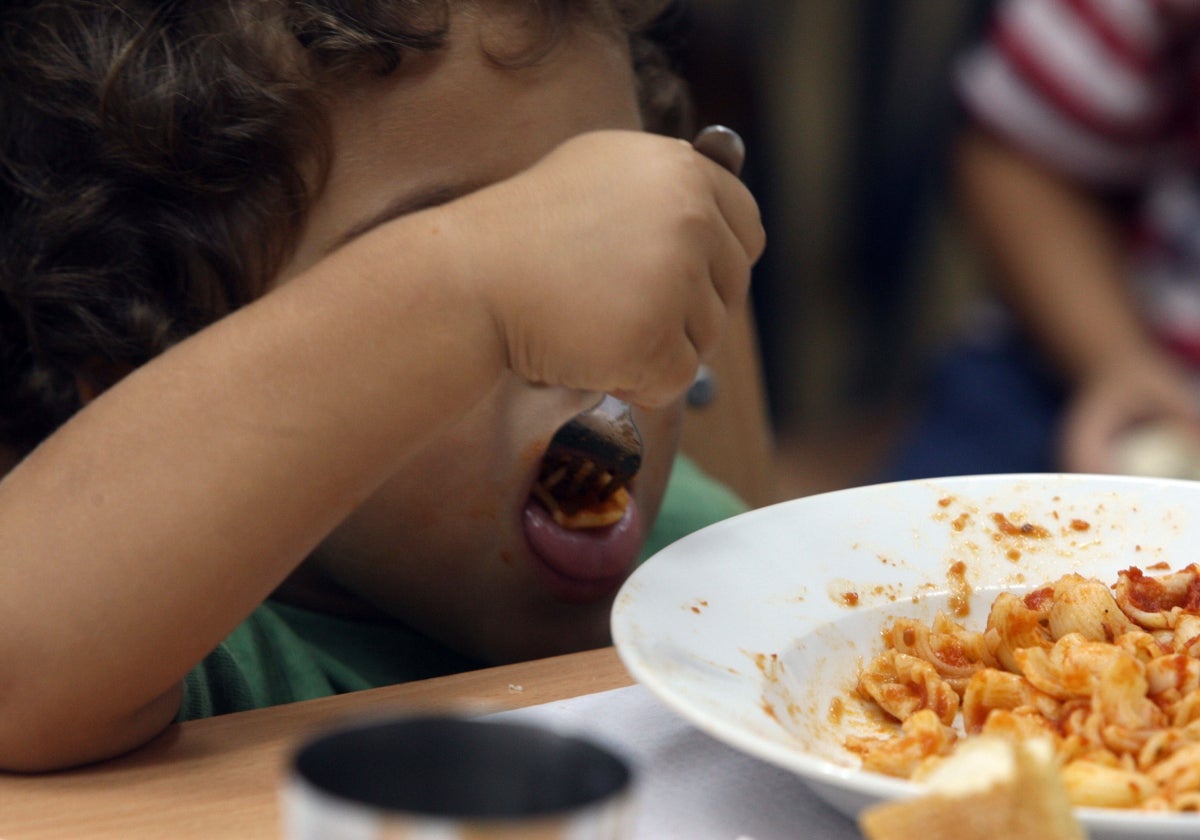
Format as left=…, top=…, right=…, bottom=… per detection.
left=613, top=168, right=760, bottom=405
left=629, top=336, right=703, bottom=409
left=704, top=216, right=755, bottom=313
left=702, top=161, right=766, bottom=264
left=684, top=270, right=732, bottom=360
left=638, top=258, right=746, bottom=407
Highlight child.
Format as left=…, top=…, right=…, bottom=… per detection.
left=0, top=0, right=764, bottom=771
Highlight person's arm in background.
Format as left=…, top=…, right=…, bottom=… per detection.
left=956, top=125, right=1200, bottom=472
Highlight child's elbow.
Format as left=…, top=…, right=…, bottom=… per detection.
left=0, top=683, right=183, bottom=773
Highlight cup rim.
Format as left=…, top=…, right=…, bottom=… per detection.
left=287, top=713, right=636, bottom=820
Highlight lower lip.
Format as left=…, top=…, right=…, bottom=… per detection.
left=521, top=497, right=644, bottom=604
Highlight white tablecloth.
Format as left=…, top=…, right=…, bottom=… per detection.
left=496, top=684, right=861, bottom=840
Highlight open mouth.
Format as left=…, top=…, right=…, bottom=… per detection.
left=521, top=408, right=646, bottom=603
left=532, top=449, right=633, bottom=529
left=530, top=399, right=642, bottom=530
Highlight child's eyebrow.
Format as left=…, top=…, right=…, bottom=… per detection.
left=329, top=182, right=479, bottom=253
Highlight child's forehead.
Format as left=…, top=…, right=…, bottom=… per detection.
left=291, top=0, right=626, bottom=55
left=277, top=2, right=643, bottom=279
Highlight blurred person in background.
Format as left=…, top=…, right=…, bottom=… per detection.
left=879, top=0, right=1200, bottom=482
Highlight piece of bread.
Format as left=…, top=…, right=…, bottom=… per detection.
left=858, top=736, right=1086, bottom=840
left=1113, top=421, right=1200, bottom=481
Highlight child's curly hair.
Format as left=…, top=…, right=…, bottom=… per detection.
left=0, top=0, right=688, bottom=453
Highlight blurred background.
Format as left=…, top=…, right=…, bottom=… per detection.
left=663, top=0, right=996, bottom=499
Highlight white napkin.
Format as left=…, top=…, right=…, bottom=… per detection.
left=494, top=684, right=861, bottom=840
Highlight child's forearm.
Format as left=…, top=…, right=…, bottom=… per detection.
left=0, top=214, right=506, bottom=771
left=956, top=126, right=1158, bottom=383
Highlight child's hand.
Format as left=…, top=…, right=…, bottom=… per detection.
left=447, top=130, right=765, bottom=408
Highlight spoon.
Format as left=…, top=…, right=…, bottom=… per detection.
left=536, top=126, right=748, bottom=522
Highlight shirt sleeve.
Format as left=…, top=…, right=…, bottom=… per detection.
left=177, top=604, right=338, bottom=721
left=956, top=0, right=1200, bottom=185
left=178, top=599, right=483, bottom=722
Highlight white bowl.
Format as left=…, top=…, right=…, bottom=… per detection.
left=611, top=473, right=1200, bottom=840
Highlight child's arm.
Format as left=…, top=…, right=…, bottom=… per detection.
left=955, top=125, right=1200, bottom=471
left=0, top=130, right=763, bottom=771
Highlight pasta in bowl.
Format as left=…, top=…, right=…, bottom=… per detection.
left=848, top=567, right=1200, bottom=810
left=611, top=473, right=1200, bottom=840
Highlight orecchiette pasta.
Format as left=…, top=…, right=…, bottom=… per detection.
left=846, top=564, right=1200, bottom=811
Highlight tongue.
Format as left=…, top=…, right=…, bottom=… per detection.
left=522, top=495, right=644, bottom=583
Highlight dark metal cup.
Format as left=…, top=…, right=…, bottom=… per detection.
left=283, top=715, right=636, bottom=839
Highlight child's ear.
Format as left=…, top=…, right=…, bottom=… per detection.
left=74, top=373, right=100, bottom=405
left=0, top=444, right=18, bottom=472
left=73, top=359, right=131, bottom=405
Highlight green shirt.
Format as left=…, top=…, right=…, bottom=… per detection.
left=178, top=454, right=745, bottom=721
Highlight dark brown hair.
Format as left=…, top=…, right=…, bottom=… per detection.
left=0, top=0, right=686, bottom=452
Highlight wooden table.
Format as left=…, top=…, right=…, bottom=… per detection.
left=0, top=647, right=633, bottom=839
